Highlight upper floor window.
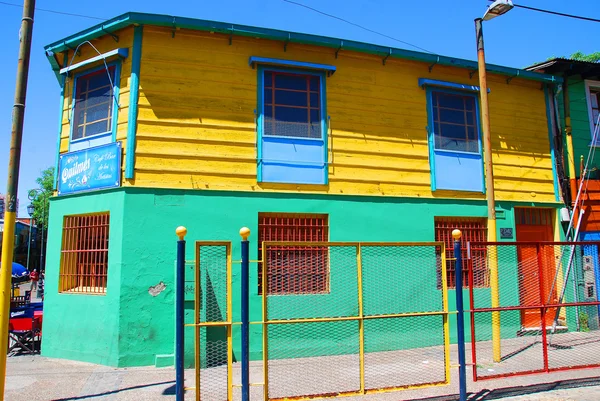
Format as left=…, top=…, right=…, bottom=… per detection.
left=422, top=81, right=484, bottom=193
left=585, top=80, right=600, bottom=144
left=70, top=65, right=119, bottom=151
left=433, top=91, right=479, bottom=153
left=264, top=71, right=322, bottom=139
left=258, top=67, right=327, bottom=185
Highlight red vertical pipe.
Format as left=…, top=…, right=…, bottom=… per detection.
left=468, top=249, right=478, bottom=381
left=536, top=243, right=549, bottom=372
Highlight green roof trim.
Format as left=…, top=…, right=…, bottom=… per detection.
left=44, top=12, right=562, bottom=84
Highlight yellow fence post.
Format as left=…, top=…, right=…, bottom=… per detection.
left=356, top=244, right=365, bottom=394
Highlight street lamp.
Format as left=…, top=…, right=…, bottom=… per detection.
left=28, top=189, right=45, bottom=273
left=25, top=203, right=34, bottom=271
left=475, top=0, right=513, bottom=364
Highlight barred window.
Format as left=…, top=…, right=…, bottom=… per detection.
left=59, top=213, right=110, bottom=294
left=435, top=217, right=488, bottom=289
left=258, top=213, right=329, bottom=295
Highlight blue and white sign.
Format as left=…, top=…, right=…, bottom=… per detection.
left=58, top=142, right=122, bottom=195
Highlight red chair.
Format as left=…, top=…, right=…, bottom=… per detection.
left=8, top=307, right=41, bottom=355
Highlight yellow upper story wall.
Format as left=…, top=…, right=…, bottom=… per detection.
left=58, top=27, right=134, bottom=160
left=59, top=25, right=556, bottom=203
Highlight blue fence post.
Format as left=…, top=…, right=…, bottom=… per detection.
left=175, top=226, right=187, bottom=401
left=240, top=227, right=251, bottom=401
left=453, top=229, right=467, bottom=401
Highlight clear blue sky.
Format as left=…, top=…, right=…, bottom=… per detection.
left=0, top=0, right=598, bottom=216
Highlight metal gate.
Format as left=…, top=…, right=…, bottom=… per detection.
left=468, top=241, right=600, bottom=381
left=187, top=239, right=451, bottom=400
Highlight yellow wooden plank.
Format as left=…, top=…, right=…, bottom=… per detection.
left=137, top=106, right=254, bottom=126
left=136, top=139, right=255, bottom=158
left=136, top=123, right=255, bottom=144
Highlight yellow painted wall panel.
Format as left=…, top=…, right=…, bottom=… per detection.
left=127, top=27, right=558, bottom=203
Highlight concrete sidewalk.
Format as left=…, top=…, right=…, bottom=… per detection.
left=5, top=355, right=600, bottom=401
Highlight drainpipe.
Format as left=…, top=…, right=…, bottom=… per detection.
left=563, top=75, right=579, bottom=231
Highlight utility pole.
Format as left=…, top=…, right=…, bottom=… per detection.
left=0, top=0, right=35, bottom=398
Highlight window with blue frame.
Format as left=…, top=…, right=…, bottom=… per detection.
left=433, top=91, right=478, bottom=153
left=71, top=66, right=117, bottom=147
left=258, top=68, right=327, bottom=185
left=427, top=88, right=484, bottom=192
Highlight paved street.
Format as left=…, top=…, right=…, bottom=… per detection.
left=5, top=355, right=600, bottom=401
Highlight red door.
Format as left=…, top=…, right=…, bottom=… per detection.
left=515, top=208, right=556, bottom=329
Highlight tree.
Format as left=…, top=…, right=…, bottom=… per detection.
left=569, top=51, right=600, bottom=63
left=546, top=51, right=600, bottom=63
left=28, top=167, right=54, bottom=231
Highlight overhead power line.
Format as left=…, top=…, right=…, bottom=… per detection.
left=487, top=1, right=600, bottom=23
left=282, top=0, right=435, bottom=54
left=514, top=4, right=600, bottom=23
left=0, top=1, right=106, bottom=21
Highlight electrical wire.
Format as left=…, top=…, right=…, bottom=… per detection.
left=281, top=0, right=435, bottom=54
left=487, top=1, right=600, bottom=24
left=0, top=1, right=106, bottom=21
left=514, top=3, right=600, bottom=24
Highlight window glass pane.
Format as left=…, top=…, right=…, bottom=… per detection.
left=74, top=126, right=84, bottom=140
left=310, top=109, right=320, bottom=123
left=264, top=89, right=273, bottom=105
left=592, top=91, right=599, bottom=108
left=436, top=92, right=465, bottom=110
left=275, top=89, right=308, bottom=107
left=310, top=76, right=320, bottom=91
left=85, top=120, right=110, bottom=137
left=264, top=71, right=273, bottom=87
left=86, top=103, right=111, bottom=123
left=275, top=106, right=308, bottom=123
left=466, top=111, right=475, bottom=125
left=438, top=108, right=466, bottom=125
left=467, top=126, right=477, bottom=142
left=309, top=92, right=319, bottom=108
left=264, top=106, right=273, bottom=118
left=274, top=73, right=308, bottom=90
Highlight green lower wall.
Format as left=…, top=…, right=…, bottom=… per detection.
left=42, top=187, right=564, bottom=367
left=42, top=190, right=125, bottom=365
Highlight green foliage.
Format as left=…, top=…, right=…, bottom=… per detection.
left=570, top=51, right=600, bottom=63
left=546, top=51, right=600, bottom=63
left=28, top=167, right=54, bottom=231
left=579, top=311, right=590, bottom=332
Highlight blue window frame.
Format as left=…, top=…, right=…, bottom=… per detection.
left=426, top=87, right=484, bottom=192
left=69, top=63, right=120, bottom=151
left=257, top=66, right=327, bottom=185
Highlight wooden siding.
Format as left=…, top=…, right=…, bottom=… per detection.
left=59, top=25, right=556, bottom=202
left=58, top=27, right=134, bottom=170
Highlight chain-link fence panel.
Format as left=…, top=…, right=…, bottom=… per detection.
left=364, top=314, right=447, bottom=390
left=469, top=241, right=600, bottom=381
left=194, top=242, right=232, bottom=401
left=262, top=242, right=449, bottom=399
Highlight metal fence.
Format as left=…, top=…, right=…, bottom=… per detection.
left=468, top=241, right=600, bottom=381
left=261, top=241, right=450, bottom=400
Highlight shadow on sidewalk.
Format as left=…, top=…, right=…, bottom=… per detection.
left=411, top=376, right=600, bottom=401
left=52, top=380, right=175, bottom=400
